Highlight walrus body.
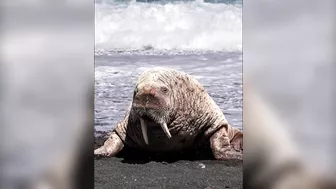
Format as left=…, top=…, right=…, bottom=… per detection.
left=243, top=80, right=336, bottom=189
left=95, top=67, right=243, bottom=160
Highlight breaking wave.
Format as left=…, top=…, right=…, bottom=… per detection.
left=95, top=0, right=242, bottom=52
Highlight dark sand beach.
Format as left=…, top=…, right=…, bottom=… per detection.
left=94, top=137, right=243, bottom=189
left=95, top=157, right=242, bottom=189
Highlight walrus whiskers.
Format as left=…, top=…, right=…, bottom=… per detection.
left=140, top=118, right=149, bottom=145
left=141, top=117, right=171, bottom=144
left=148, top=111, right=172, bottom=139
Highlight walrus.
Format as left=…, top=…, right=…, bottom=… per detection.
left=94, top=67, right=243, bottom=160
left=243, top=79, right=336, bottom=189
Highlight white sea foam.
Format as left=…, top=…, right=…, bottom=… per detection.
left=95, top=1, right=242, bottom=52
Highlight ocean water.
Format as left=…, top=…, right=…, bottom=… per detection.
left=94, top=0, right=242, bottom=136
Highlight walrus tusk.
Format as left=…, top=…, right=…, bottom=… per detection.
left=140, top=118, right=149, bottom=145
left=160, top=122, right=172, bottom=138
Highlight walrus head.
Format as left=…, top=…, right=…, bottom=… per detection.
left=131, top=68, right=176, bottom=144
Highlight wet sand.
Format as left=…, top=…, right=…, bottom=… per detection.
left=94, top=137, right=243, bottom=189
left=95, top=158, right=242, bottom=189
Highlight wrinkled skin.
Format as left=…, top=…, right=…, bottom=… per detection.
left=94, top=67, right=243, bottom=160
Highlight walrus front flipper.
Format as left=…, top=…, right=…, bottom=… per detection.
left=230, top=127, right=243, bottom=152
left=94, top=131, right=124, bottom=157
left=210, top=126, right=243, bottom=160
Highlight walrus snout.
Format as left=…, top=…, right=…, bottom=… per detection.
left=133, top=86, right=168, bottom=109
left=132, top=85, right=172, bottom=144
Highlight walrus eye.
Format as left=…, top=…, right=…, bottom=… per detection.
left=160, top=87, right=169, bottom=93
